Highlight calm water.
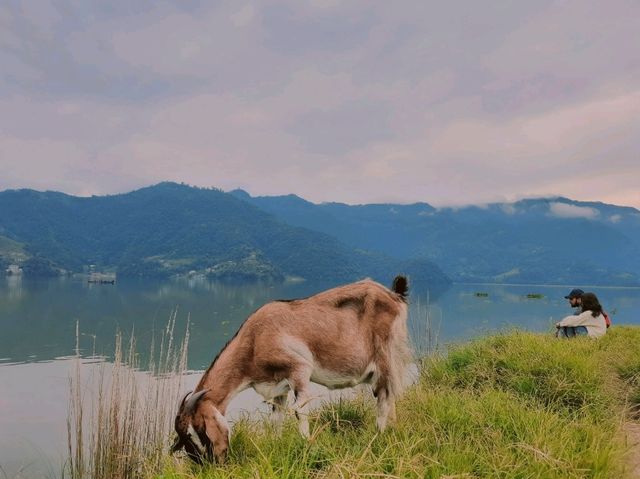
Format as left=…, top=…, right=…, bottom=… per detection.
left=1, top=276, right=639, bottom=476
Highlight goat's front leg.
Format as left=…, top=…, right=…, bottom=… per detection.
left=271, top=394, right=288, bottom=433
left=387, top=399, right=397, bottom=425
left=294, top=389, right=311, bottom=438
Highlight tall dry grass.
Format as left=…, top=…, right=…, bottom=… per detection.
left=409, top=293, right=442, bottom=358
left=66, top=310, right=189, bottom=479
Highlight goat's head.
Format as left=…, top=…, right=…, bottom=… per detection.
left=171, top=389, right=230, bottom=464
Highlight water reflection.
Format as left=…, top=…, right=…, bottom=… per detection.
left=1, top=278, right=639, bottom=367
left=0, top=277, right=413, bottom=368
left=5, top=274, right=23, bottom=301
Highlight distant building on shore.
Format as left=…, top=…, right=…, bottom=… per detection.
left=85, top=264, right=116, bottom=284
left=6, top=264, right=23, bottom=276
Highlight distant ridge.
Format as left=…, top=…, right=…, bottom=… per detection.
left=0, top=182, right=450, bottom=285
left=230, top=189, right=640, bottom=286
left=2, top=182, right=639, bottom=285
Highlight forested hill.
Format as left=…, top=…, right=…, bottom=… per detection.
left=0, top=183, right=449, bottom=284
left=230, top=190, right=640, bottom=286
left=4, top=181, right=638, bottom=286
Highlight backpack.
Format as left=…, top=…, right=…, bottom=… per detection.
left=602, top=311, right=611, bottom=328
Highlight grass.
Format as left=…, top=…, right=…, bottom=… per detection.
left=409, top=296, right=441, bottom=358
left=65, top=311, right=190, bottom=479
left=67, top=322, right=640, bottom=478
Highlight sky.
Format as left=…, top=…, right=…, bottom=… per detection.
left=1, top=1, right=639, bottom=207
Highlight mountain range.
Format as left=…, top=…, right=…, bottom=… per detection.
left=229, top=189, right=640, bottom=286
left=1, top=182, right=638, bottom=286
left=0, top=183, right=448, bottom=285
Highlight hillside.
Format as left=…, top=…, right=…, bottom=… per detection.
left=0, top=183, right=449, bottom=284
left=4, top=182, right=638, bottom=285
left=231, top=190, right=640, bottom=285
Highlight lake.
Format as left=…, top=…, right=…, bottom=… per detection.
left=1, top=276, right=639, bottom=477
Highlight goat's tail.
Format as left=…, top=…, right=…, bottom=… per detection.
left=392, top=275, right=408, bottom=299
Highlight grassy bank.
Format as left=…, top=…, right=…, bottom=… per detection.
left=158, top=327, right=640, bottom=478
left=69, top=326, right=640, bottom=478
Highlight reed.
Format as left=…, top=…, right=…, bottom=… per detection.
left=409, top=293, right=442, bottom=358
left=66, top=310, right=190, bottom=479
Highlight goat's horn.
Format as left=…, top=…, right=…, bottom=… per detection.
left=184, top=389, right=209, bottom=413
left=178, top=390, right=192, bottom=411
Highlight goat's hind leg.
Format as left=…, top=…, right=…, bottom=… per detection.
left=289, top=368, right=313, bottom=439
left=373, top=380, right=393, bottom=432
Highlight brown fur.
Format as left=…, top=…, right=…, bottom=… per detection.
left=173, top=276, right=411, bottom=463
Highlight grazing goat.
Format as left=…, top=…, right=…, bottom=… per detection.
left=172, top=275, right=412, bottom=463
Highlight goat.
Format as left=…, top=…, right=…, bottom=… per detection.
left=171, top=275, right=412, bottom=463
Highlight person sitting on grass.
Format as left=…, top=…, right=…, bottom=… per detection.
left=556, top=292, right=607, bottom=338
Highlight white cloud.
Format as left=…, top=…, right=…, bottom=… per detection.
left=501, top=204, right=518, bottom=215
left=430, top=90, right=640, bottom=163
left=548, top=202, right=599, bottom=219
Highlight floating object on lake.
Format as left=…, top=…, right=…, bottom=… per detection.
left=88, top=272, right=116, bottom=284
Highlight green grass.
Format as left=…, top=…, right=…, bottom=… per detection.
left=71, top=326, right=640, bottom=479
left=152, top=327, right=640, bottom=478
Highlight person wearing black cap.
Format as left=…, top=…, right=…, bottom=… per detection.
left=564, top=288, right=584, bottom=314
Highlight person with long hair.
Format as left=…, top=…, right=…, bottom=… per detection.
left=556, top=292, right=607, bottom=338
